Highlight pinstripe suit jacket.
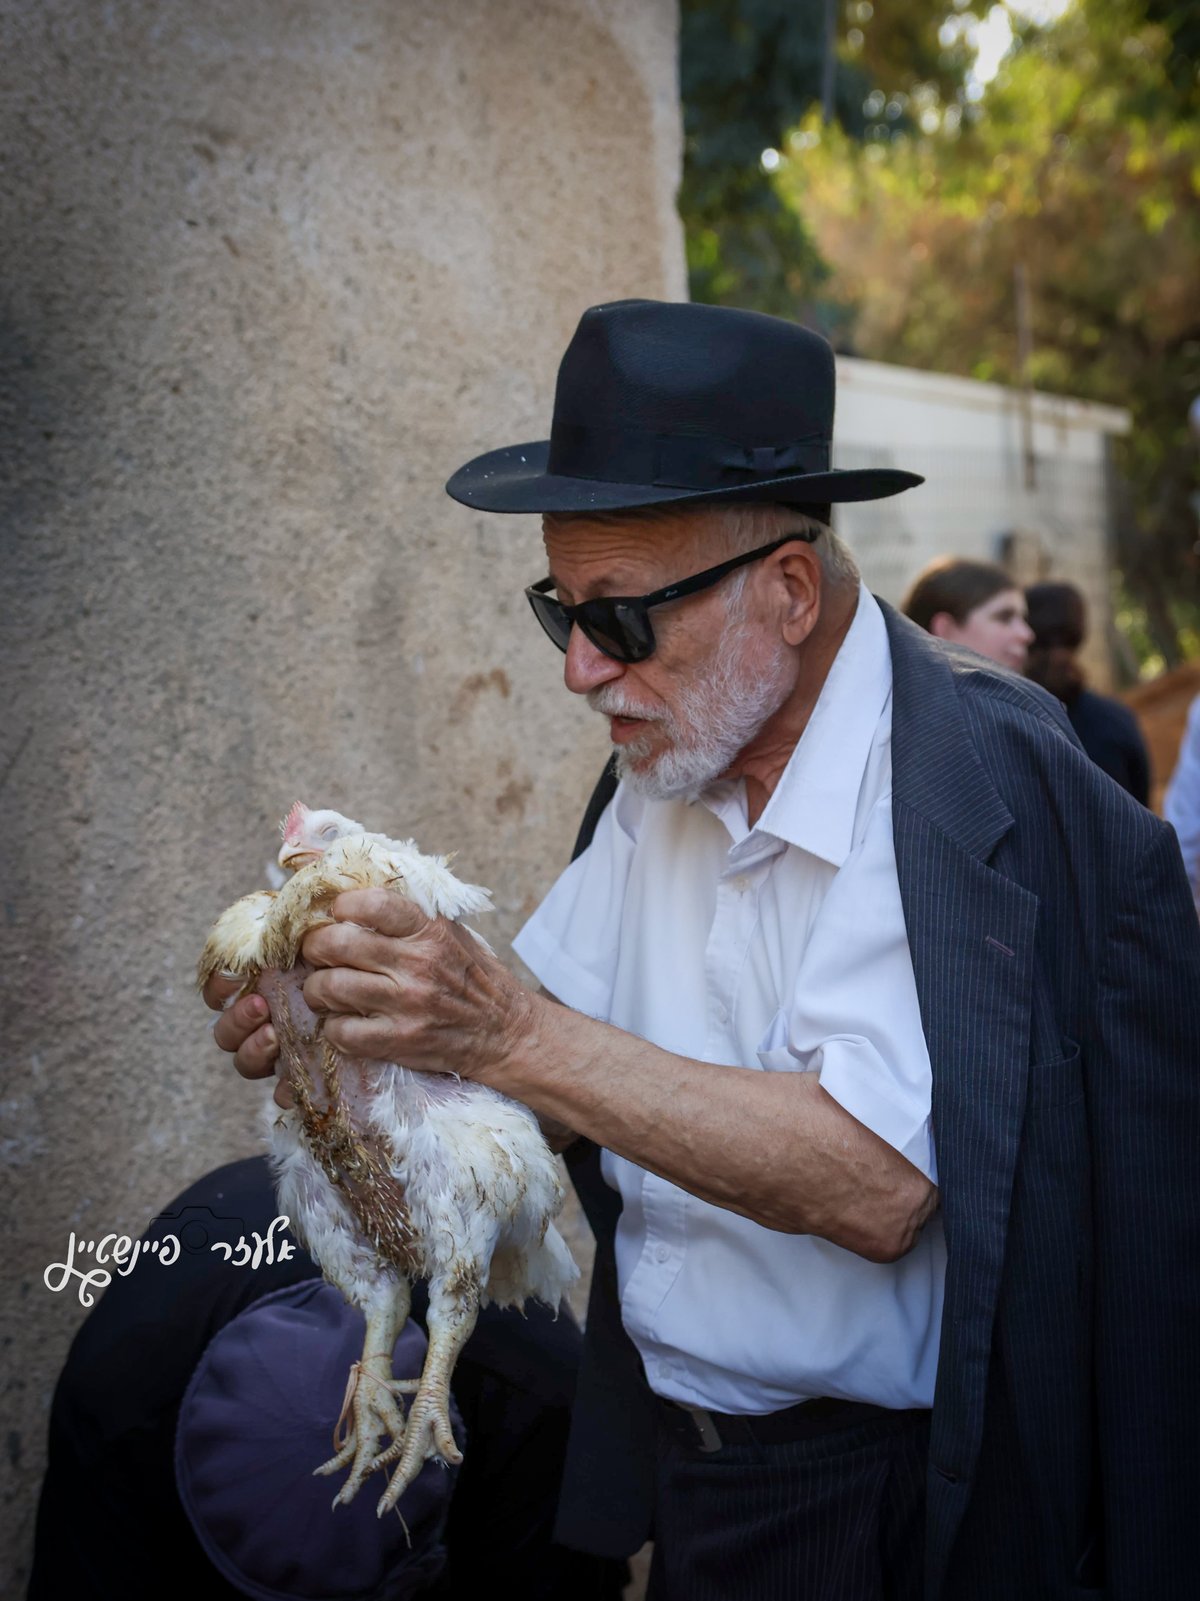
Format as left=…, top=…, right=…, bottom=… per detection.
left=554, top=601, right=1200, bottom=1600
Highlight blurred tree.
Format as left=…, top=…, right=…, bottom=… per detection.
left=768, top=0, right=1200, bottom=667
left=679, top=0, right=969, bottom=319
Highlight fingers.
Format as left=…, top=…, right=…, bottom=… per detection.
left=324, top=1013, right=414, bottom=1061
left=302, top=919, right=408, bottom=975
left=211, top=991, right=278, bottom=1080
left=202, top=971, right=244, bottom=1012
left=212, top=990, right=267, bottom=1051
left=301, top=890, right=431, bottom=973
left=302, top=964, right=394, bottom=1018
left=232, top=1023, right=279, bottom=1080
left=292, top=890, right=505, bottom=1076
left=301, top=911, right=481, bottom=1023
left=329, top=887, right=429, bottom=938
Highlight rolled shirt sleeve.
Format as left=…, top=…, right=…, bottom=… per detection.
left=783, top=792, right=936, bottom=1182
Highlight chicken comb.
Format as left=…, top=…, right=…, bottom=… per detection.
left=280, top=799, right=311, bottom=839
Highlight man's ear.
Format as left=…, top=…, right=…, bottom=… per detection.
left=928, top=611, right=958, bottom=641
left=775, top=544, right=823, bottom=647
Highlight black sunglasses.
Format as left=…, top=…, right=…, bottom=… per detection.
left=525, top=532, right=818, bottom=664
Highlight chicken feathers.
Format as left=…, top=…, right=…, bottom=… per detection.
left=198, top=804, right=578, bottom=1515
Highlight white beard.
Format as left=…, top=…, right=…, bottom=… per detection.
left=589, top=621, right=794, bottom=802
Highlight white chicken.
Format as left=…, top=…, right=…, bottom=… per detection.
left=197, top=803, right=578, bottom=1515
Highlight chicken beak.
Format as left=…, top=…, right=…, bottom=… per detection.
left=279, top=846, right=322, bottom=871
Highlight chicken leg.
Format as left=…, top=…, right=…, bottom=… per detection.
left=374, top=1273, right=480, bottom=1516
left=315, top=1280, right=413, bottom=1507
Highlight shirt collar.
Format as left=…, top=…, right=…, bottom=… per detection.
left=699, top=586, right=893, bottom=868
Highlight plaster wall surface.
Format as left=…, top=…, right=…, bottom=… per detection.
left=0, top=0, right=685, bottom=1580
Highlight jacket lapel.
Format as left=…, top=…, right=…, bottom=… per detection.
left=881, top=604, right=1038, bottom=1587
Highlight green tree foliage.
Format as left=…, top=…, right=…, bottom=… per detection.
left=679, top=0, right=966, bottom=317
left=771, top=0, right=1199, bottom=665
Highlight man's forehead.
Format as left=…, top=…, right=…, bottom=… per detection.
left=541, top=506, right=725, bottom=555
left=541, top=509, right=726, bottom=595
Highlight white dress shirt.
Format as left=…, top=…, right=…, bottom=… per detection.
left=513, top=588, right=946, bottom=1414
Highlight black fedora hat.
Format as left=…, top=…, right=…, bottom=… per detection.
left=445, top=299, right=922, bottom=514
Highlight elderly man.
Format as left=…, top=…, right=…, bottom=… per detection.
left=211, top=301, right=1200, bottom=1600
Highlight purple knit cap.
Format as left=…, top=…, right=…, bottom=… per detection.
left=175, top=1280, right=460, bottom=1600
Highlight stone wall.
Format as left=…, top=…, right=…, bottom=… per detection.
left=0, top=0, right=685, bottom=1580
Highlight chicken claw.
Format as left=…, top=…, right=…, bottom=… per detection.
left=373, top=1280, right=478, bottom=1516
left=373, top=1378, right=462, bottom=1516
left=317, top=1357, right=410, bottom=1506
left=314, top=1294, right=409, bottom=1507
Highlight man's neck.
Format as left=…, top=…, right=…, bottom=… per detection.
left=728, top=582, right=860, bottom=828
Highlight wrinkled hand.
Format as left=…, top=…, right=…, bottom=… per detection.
left=203, top=975, right=279, bottom=1080
left=300, top=888, right=534, bottom=1080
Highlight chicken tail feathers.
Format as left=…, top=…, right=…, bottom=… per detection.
left=486, top=1222, right=579, bottom=1310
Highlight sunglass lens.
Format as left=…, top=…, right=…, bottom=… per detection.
left=583, top=600, right=655, bottom=663
left=527, top=590, right=573, bottom=652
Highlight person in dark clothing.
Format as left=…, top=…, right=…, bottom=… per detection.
left=29, top=1156, right=624, bottom=1601
left=1024, top=581, right=1151, bottom=804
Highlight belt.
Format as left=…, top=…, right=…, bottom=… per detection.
left=654, top=1392, right=923, bottom=1453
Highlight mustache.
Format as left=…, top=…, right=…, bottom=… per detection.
left=587, top=686, right=664, bottom=722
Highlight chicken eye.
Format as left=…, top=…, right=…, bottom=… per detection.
left=319, top=824, right=339, bottom=841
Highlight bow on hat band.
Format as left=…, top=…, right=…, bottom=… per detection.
left=546, top=424, right=832, bottom=490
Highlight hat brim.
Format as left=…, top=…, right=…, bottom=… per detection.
left=446, top=440, right=923, bottom=514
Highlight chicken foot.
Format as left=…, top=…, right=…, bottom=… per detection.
left=373, top=1276, right=481, bottom=1516
left=316, top=1280, right=413, bottom=1507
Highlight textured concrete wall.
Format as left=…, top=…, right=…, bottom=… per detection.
left=0, top=0, right=685, bottom=1580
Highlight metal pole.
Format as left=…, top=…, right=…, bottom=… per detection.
left=1014, top=259, right=1037, bottom=491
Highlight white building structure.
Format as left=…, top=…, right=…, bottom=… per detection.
left=832, top=357, right=1131, bottom=688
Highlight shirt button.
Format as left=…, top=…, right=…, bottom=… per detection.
left=653, top=1243, right=670, bottom=1264
left=733, top=875, right=749, bottom=893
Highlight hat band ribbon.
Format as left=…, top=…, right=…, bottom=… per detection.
left=547, top=425, right=831, bottom=488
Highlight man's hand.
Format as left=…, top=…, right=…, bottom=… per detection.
left=202, top=975, right=296, bottom=1108
left=299, top=887, right=535, bottom=1081
left=201, top=889, right=535, bottom=1104
left=203, top=975, right=278, bottom=1080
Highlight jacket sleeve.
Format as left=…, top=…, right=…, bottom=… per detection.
left=1091, top=820, right=1200, bottom=1595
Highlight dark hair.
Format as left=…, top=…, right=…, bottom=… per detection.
left=1024, top=581, right=1087, bottom=704
left=900, top=557, right=1016, bottom=633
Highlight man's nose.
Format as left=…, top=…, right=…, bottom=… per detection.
left=564, top=624, right=625, bottom=695
left=1017, top=618, right=1035, bottom=645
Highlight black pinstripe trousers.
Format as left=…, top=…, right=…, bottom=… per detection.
left=645, top=1407, right=930, bottom=1601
